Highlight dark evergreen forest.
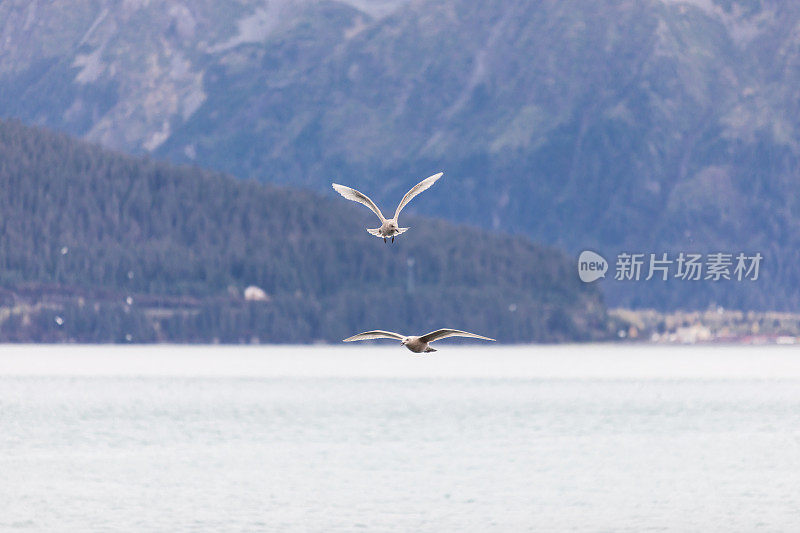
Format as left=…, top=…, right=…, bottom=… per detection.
left=0, top=119, right=611, bottom=342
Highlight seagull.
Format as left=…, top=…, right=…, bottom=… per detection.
left=332, top=172, right=443, bottom=243
left=342, top=328, right=495, bottom=353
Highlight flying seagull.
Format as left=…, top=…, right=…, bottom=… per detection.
left=342, top=328, right=495, bottom=353
left=332, top=172, right=443, bottom=243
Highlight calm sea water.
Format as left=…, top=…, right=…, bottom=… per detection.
left=1, top=345, right=799, bottom=532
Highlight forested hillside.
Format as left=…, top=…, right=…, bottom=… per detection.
left=0, top=119, right=609, bottom=342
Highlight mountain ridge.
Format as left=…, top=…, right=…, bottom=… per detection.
left=3, top=0, right=800, bottom=310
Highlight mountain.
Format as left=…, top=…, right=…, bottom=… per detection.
left=0, top=119, right=609, bottom=342
left=2, top=0, right=800, bottom=310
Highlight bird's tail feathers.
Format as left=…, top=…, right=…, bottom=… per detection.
left=396, top=227, right=410, bottom=235
left=366, top=228, right=383, bottom=237
left=424, top=347, right=437, bottom=353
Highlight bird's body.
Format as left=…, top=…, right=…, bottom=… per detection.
left=400, top=336, right=440, bottom=353
left=342, top=328, right=495, bottom=353
left=369, top=219, right=407, bottom=240
left=332, top=172, right=442, bottom=242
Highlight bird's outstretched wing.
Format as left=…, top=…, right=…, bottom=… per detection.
left=418, top=329, right=495, bottom=344
left=332, top=183, right=386, bottom=222
left=343, top=330, right=405, bottom=342
left=393, top=172, right=443, bottom=220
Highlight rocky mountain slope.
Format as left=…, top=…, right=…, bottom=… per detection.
left=2, top=0, right=800, bottom=310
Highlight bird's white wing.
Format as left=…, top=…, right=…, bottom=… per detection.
left=393, top=172, right=443, bottom=220
left=343, top=330, right=405, bottom=342
left=332, top=183, right=386, bottom=222
left=418, top=329, right=495, bottom=343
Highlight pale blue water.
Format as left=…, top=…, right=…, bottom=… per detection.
left=1, top=345, right=799, bottom=532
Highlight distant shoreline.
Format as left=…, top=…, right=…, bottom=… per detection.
left=610, top=308, right=800, bottom=345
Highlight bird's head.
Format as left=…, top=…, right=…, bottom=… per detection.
left=400, top=337, right=410, bottom=346
left=387, top=220, right=398, bottom=230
